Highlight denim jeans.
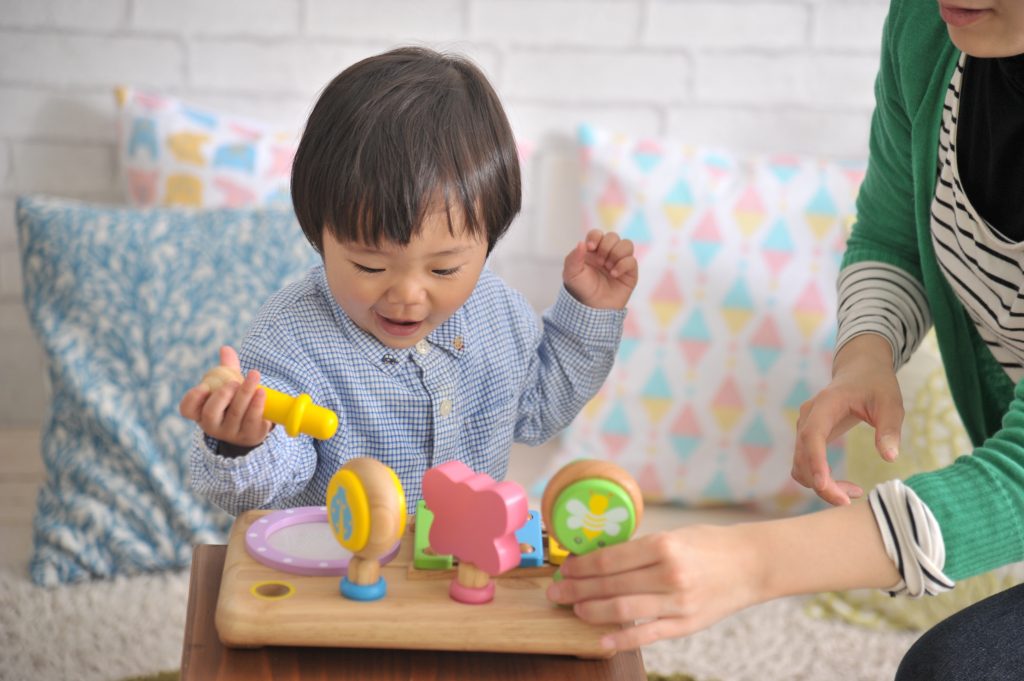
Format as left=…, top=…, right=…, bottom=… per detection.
left=896, top=582, right=1024, bottom=681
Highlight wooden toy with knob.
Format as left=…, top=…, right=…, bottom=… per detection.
left=541, top=459, right=644, bottom=578
left=325, top=457, right=407, bottom=601
left=422, top=460, right=529, bottom=605
left=200, top=365, right=338, bottom=440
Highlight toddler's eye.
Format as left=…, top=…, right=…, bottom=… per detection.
left=433, top=267, right=461, bottom=277
left=353, top=263, right=383, bottom=274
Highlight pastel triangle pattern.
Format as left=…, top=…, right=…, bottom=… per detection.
left=545, top=124, right=861, bottom=512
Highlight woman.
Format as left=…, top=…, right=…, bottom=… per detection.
left=547, top=2, right=1024, bottom=678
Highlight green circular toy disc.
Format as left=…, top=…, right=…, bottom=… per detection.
left=550, top=478, right=637, bottom=555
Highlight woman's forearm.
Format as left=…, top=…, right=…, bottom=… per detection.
left=743, top=501, right=900, bottom=601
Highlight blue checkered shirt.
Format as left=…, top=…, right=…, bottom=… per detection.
left=190, top=265, right=626, bottom=516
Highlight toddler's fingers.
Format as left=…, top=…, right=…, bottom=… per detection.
left=562, top=241, right=587, bottom=280
left=222, top=370, right=262, bottom=433
left=240, top=386, right=270, bottom=439
left=179, top=384, right=210, bottom=420
left=592, top=232, right=621, bottom=262
left=584, top=229, right=604, bottom=251
left=199, top=383, right=237, bottom=432
left=604, top=237, right=635, bottom=267
left=609, top=255, right=638, bottom=283
left=219, top=345, right=242, bottom=372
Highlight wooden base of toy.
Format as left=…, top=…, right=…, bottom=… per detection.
left=185, top=544, right=646, bottom=680
left=215, top=510, right=628, bottom=658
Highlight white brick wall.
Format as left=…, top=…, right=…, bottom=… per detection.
left=0, top=0, right=889, bottom=426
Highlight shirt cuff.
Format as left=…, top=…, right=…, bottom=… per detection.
left=548, top=285, right=627, bottom=346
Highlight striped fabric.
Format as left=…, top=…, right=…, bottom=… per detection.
left=836, top=52, right=1024, bottom=597
left=190, top=265, right=626, bottom=516
left=869, top=480, right=954, bottom=597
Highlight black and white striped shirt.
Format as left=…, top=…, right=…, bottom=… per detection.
left=841, top=52, right=1024, bottom=596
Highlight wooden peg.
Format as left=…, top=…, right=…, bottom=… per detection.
left=326, top=457, right=407, bottom=601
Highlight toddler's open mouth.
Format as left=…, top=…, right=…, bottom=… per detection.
left=375, top=312, right=424, bottom=337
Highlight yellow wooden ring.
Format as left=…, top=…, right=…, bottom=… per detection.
left=326, top=469, right=370, bottom=552
left=284, top=393, right=312, bottom=437
left=387, top=466, right=408, bottom=539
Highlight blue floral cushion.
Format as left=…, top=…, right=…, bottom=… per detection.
left=17, top=196, right=318, bottom=585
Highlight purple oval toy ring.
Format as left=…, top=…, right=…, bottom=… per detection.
left=245, top=506, right=401, bottom=576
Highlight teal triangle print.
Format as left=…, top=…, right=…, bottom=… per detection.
left=724, top=278, right=755, bottom=311
left=741, top=414, right=772, bottom=447
left=618, top=338, right=639, bottom=363
left=642, top=369, right=672, bottom=400
left=785, top=380, right=813, bottom=410
left=806, top=184, right=838, bottom=217
left=678, top=309, right=711, bottom=342
left=702, top=470, right=733, bottom=502
left=665, top=179, right=694, bottom=206
left=601, top=403, right=631, bottom=436
left=633, top=141, right=662, bottom=174
left=691, top=242, right=720, bottom=269
left=750, top=347, right=781, bottom=373
left=622, top=211, right=652, bottom=245
left=671, top=434, right=700, bottom=460
left=762, top=219, right=794, bottom=253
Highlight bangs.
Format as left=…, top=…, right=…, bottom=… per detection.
left=292, top=48, right=521, bottom=254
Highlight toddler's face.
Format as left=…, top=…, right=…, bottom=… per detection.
left=322, top=208, right=488, bottom=350
left=939, top=1, right=1024, bottom=57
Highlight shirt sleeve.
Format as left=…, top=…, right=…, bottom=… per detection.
left=905, top=378, right=1024, bottom=580
left=512, top=285, right=626, bottom=446
left=836, top=261, right=933, bottom=371
left=841, top=3, right=924, bottom=284
left=187, top=328, right=330, bottom=516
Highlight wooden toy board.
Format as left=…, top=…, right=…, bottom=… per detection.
left=215, top=510, right=621, bottom=658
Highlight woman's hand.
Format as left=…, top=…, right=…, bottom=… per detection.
left=793, top=334, right=905, bottom=505
left=546, top=526, right=762, bottom=650
left=562, top=229, right=638, bottom=310
left=178, top=345, right=273, bottom=451
left=546, top=504, right=899, bottom=650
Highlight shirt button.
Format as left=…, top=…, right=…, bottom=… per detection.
left=439, top=399, right=452, bottom=417
left=415, top=340, right=430, bottom=355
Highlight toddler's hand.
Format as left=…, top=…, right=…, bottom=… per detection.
left=562, top=229, right=638, bottom=310
left=178, top=345, right=273, bottom=450
left=793, top=334, right=904, bottom=506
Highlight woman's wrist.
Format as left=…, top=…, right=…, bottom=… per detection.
left=833, top=332, right=896, bottom=377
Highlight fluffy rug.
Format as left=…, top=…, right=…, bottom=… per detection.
left=0, top=566, right=919, bottom=681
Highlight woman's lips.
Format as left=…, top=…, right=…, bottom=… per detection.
left=939, top=4, right=990, bottom=27
left=375, top=312, right=423, bottom=337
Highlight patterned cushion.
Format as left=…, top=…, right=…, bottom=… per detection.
left=115, top=87, right=296, bottom=208
left=17, top=196, right=318, bottom=585
left=810, top=332, right=1024, bottom=629
left=543, top=125, right=863, bottom=512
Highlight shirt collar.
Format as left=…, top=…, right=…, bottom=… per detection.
left=317, top=265, right=470, bottom=375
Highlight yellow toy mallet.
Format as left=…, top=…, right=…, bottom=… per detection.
left=200, top=365, right=338, bottom=440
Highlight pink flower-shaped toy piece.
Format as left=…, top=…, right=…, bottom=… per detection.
left=423, top=461, right=528, bottom=576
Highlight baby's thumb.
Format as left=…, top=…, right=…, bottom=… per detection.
left=219, top=344, right=242, bottom=372
left=562, top=241, right=586, bottom=281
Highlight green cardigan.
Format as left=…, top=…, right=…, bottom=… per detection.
left=842, top=0, right=1024, bottom=580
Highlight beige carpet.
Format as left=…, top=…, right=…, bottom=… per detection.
left=0, top=564, right=919, bottom=681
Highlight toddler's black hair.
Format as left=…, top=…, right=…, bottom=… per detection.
left=291, top=46, right=521, bottom=255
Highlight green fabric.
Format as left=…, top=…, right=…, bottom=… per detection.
left=841, top=0, right=1024, bottom=580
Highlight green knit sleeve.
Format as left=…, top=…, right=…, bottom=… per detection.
left=905, top=380, right=1024, bottom=580
left=841, top=1, right=923, bottom=285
